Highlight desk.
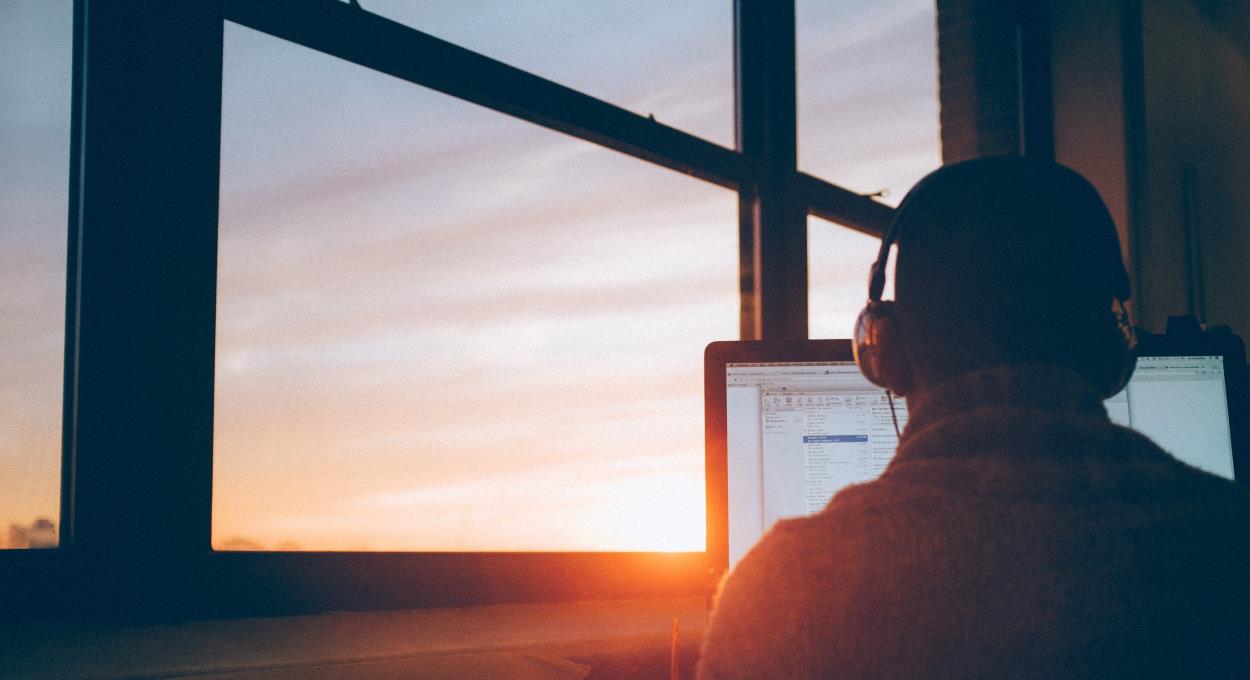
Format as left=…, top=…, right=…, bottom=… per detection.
left=0, top=596, right=706, bottom=680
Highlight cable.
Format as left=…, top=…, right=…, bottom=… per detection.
left=886, top=389, right=901, bottom=438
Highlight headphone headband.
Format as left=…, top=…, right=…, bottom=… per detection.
left=867, top=157, right=1132, bottom=305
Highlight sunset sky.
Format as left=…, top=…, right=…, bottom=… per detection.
left=1, top=0, right=72, bottom=548
left=1, top=0, right=938, bottom=550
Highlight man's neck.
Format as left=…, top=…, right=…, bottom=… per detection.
left=902, top=363, right=1108, bottom=436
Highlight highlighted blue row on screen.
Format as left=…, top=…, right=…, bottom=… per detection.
left=803, top=435, right=869, bottom=443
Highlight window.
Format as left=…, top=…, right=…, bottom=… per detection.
left=365, top=0, right=734, bottom=147
left=6, top=0, right=943, bottom=617
left=807, top=217, right=886, bottom=340
left=798, top=0, right=940, bottom=339
left=0, top=0, right=71, bottom=550
left=797, top=0, right=940, bottom=203
left=214, top=23, right=735, bottom=552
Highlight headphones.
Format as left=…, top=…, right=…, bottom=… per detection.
left=852, top=158, right=1138, bottom=399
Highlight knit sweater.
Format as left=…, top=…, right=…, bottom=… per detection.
left=697, top=365, right=1250, bottom=679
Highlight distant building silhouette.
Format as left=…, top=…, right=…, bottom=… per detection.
left=8, top=517, right=57, bottom=549
left=218, top=536, right=265, bottom=551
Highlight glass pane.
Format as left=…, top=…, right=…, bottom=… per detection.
left=213, top=23, right=737, bottom=552
left=797, top=0, right=941, bottom=204
left=0, top=1, right=70, bottom=549
left=808, top=216, right=887, bottom=340
left=362, top=0, right=733, bottom=147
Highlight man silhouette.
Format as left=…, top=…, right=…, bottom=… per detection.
left=697, top=157, right=1250, bottom=678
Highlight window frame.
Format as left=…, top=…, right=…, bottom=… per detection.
left=2, top=0, right=895, bottom=621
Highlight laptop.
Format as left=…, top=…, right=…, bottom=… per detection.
left=705, top=335, right=1247, bottom=570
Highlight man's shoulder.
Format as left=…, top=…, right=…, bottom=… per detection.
left=716, top=485, right=913, bottom=608
left=1079, top=422, right=1250, bottom=514
left=698, top=514, right=865, bottom=680
left=893, top=407, right=1250, bottom=502
left=699, top=408, right=1250, bottom=679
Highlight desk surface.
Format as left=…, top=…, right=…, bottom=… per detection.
left=1, top=596, right=707, bottom=680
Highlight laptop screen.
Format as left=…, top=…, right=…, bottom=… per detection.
left=719, top=352, right=1238, bottom=568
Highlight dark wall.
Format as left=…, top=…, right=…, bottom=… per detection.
left=1136, top=0, right=1250, bottom=336
left=941, top=0, right=1250, bottom=337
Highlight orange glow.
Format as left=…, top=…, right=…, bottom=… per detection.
left=583, top=473, right=706, bottom=553
left=211, top=462, right=707, bottom=553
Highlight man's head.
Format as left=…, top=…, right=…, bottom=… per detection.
left=854, top=156, right=1134, bottom=397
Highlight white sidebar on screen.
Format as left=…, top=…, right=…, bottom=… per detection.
left=725, top=362, right=906, bottom=566
left=1105, top=355, right=1235, bottom=479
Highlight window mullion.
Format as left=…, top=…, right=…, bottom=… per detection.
left=68, top=0, right=223, bottom=619
left=735, top=0, right=805, bottom=340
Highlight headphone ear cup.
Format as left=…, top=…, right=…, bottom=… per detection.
left=853, top=303, right=883, bottom=387
left=854, top=300, right=914, bottom=395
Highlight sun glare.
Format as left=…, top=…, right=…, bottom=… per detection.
left=587, top=473, right=706, bottom=552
